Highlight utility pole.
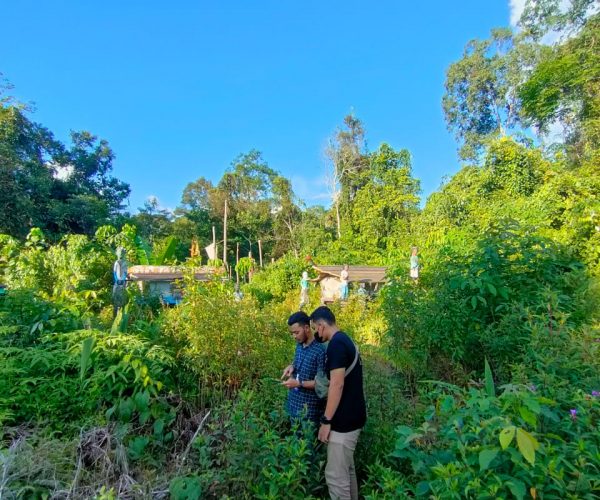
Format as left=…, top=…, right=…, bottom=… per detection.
left=222, top=199, right=228, bottom=269
left=236, top=242, right=240, bottom=284
left=258, top=239, right=263, bottom=267
left=212, top=226, right=217, bottom=263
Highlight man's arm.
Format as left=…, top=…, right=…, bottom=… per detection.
left=318, top=367, right=344, bottom=443
left=281, top=364, right=294, bottom=380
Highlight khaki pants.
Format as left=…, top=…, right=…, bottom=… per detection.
left=325, top=429, right=361, bottom=500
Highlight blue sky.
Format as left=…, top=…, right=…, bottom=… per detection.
left=1, top=1, right=517, bottom=212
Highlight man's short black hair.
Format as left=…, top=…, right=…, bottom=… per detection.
left=309, top=306, right=336, bottom=325
left=287, top=311, right=310, bottom=327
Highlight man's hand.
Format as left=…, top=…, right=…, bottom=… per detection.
left=281, top=364, right=293, bottom=380
left=282, top=377, right=300, bottom=389
left=318, top=423, right=331, bottom=443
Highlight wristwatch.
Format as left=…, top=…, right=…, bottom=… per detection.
left=320, top=415, right=332, bottom=425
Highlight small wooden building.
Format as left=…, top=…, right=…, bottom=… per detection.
left=312, top=265, right=387, bottom=303
left=128, top=265, right=221, bottom=305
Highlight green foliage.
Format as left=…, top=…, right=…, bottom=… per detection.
left=350, top=143, right=420, bottom=251
left=193, top=391, right=320, bottom=499
left=481, top=137, right=544, bottom=196
left=0, top=102, right=129, bottom=238
left=244, top=254, right=307, bottom=303
left=442, top=29, right=541, bottom=160
left=161, top=280, right=290, bottom=404
left=520, top=14, right=600, bottom=164
left=365, top=381, right=600, bottom=499
left=383, top=222, right=596, bottom=382
left=1, top=6, right=600, bottom=499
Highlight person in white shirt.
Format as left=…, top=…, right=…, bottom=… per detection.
left=339, top=264, right=349, bottom=300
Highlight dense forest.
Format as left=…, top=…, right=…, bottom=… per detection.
left=1, top=1, right=599, bottom=498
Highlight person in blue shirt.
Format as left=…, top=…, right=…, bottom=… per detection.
left=300, top=271, right=310, bottom=309
left=281, top=311, right=325, bottom=427
left=410, top=246, right=419, bottom=282
left=112, top=247, right=128, bottom=317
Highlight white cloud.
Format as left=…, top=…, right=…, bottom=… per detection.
left=544, top=119, right=566, bottom=144
left=291, top=175, right=331, bottom=206
left=510, top=0, right=597, bottom=39
left=46, top=161, right=74, bottom=181
left=144, top=195, right=174, bottom=214
left=509, top=0, right=526, bottom=27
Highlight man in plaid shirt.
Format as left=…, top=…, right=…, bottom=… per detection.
left=281, top=311, right=325, bottom=425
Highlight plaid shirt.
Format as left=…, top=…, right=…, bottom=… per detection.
left=286, top=340, right=325, bottom=423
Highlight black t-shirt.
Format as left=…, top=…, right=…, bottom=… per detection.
left=326, top=331, right=367, bottom=432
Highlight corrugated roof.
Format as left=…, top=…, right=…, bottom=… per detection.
left=313, top=265, right=387, bottom=283
left=128, top=265, right=220, bottom=282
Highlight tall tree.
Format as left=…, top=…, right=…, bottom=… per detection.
left=350, top=144, right=420, bottom=250
left=0, top=105, right=60, bottom=236
left=326, top=114, right=368, bottom=238
left=443, top=29, right=542, bottom=161
left=271, top=176, right=302, bottom=257
left=519, top=13, right=600, bottom=164
left=0, top=87, right=130, bottom=238
left=518, top=0, right=598, bottom=40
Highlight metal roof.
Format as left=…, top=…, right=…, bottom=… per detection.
left=313, top=265, right=388, bottom=283
left=127, top=265, right=220, bottom=282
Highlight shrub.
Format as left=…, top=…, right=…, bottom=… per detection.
left=244, top=254, right=309, bottom=304
left=383, top=222, right=598, bottom=383
left=365, top=371, right=600, bottom=499
left=161, top=279, right=291, bottom=406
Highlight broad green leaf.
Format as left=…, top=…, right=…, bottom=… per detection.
left=487, top=282, right=497, bottom=296
left=153, top=236, right=179, bottom=265
left=523, top=397, right=541, bottom=414
left=415, top=481, right=430, bottom=496
left=111, top=309, right=123, bottom=335
left=484, top=358, right=495, bottom=398
left=519, top=406, right=537, bottom=427
left=128, top=436, right=149, bottom=460
left=153, top=418, right=165, bottom=436
left=170, top=476, right=202, bottom=500
left=79, top=337, right=95, bottom=381
left=134, top=390, right=150, bottom=412
left=471, top=296, right=478, bottom=309
left=507, top=480, right=526, bottom=500
left=479, top=448, right=499, bottom=471
left=499, top=426, right=516, bottom=449
left=516, top=428, right=539, bottom=465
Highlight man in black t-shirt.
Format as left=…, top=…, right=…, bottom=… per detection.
left=310, top=306, right=366, bottom=500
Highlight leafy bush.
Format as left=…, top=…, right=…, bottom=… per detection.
left=183, top=390, right=323, bottom=499
left=383, top=222, right=598, bottom=382
left=365, top=367, right=600, bottom=499
left=244, top=254, right=309, bottom=304
left=161, top=279, right=291, bottom=405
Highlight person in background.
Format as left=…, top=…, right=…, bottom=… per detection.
left=233, top=283, right=243, bottom=301
left=112, top=247, right=128, bottom=317
left=356, top=282, right=368, bottom=302
left=410, top=246, right=419, bottom=282
left=310, top=306, right=366, bottom=500
left=281, top=311, right=325, bottom=429
left=339, top=264, right=349, bottom=300
left=300, top=271, right=310, bottom=309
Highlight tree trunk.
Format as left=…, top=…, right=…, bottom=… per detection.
left=222, top=199, right=228, bottom=268
left=335, top=201, right=342, bottom=239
